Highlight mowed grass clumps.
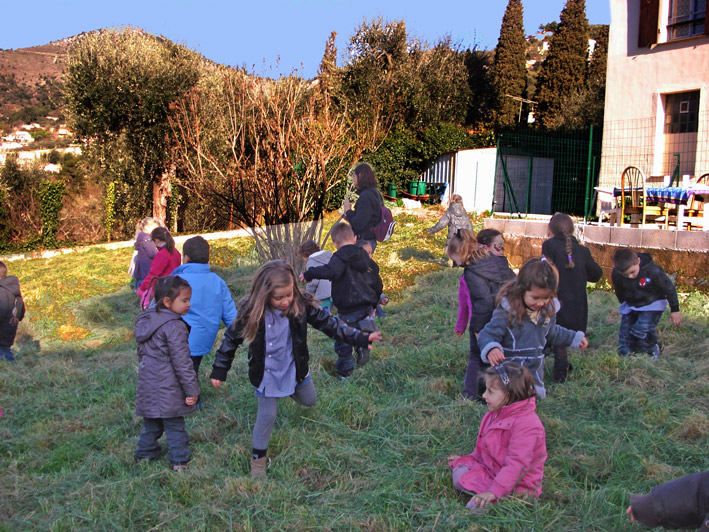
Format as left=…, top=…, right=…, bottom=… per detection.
left=0, top=213, right=707, bottom=531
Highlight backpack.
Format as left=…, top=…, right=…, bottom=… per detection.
left=372, top=204, right=396, bottom=242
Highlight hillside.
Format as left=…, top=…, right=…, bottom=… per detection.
left=0, top=36, right=79, bottom=124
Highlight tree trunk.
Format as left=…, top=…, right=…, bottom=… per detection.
left=152, top=166, right=173, bottom=225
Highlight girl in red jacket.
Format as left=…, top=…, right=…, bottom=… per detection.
left=138, top=227, right=182, bottom=308
left=448, top=363, right=547, bottom=512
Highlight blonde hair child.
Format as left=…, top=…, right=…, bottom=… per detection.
left=210, top=261, right=382, bottom=479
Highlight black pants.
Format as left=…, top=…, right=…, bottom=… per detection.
left=135, top=417, right=190, bottom=465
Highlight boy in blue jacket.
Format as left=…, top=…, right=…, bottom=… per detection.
left=171, top=237, right=237, bottom=378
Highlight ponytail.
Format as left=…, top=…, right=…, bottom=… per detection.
left=151, top=227, right=175, bottom=254
left=548, top=213, right=576, bottom=269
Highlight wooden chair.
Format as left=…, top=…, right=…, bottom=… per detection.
left=686, top=173, right=708, bottom=230
left=616, top=166, right=644, bottom=227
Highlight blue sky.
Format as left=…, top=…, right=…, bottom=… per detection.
left=0, top=1, right=610, bottom=78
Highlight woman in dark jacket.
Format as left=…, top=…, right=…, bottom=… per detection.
left=541, top=213, right=603, bottom=382
left=344, top=162, right=383, bottom=252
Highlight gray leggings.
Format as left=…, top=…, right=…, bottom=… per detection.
left=252, top=380, right=317, bottom=450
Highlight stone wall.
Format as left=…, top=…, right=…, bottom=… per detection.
left=484, top=218, right=709, bottom=288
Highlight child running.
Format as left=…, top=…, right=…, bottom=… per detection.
left=541, top=213, right=602, bottom=382
left=448, top=229, right=515, bottom=400
left=478, top=258, right=588, bottom=399
left=134, top=276, right=199, bottom=470
left=210, top=260, right=382, bottom=479
left=448, top=363, right=547, bottom=513
left=138, top=227, right=181, bottom=308
left=297, top=240, right=333, bottom=312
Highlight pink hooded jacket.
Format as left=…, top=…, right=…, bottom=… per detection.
left=449, top=397, right=547, bottom=499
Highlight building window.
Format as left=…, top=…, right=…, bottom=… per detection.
left=667, top=0, right=706, bottom=40
left=664, top=91, right=700, bottom=133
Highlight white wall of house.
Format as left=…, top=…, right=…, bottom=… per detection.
left=600, top=0, right=709, bottom=187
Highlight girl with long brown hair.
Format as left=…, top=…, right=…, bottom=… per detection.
left=477, top=258, right=589, bottom=399
left=209, top=260, right=382, bottom=479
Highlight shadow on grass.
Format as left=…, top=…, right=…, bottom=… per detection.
left=397, top=247, right=448, bottom=265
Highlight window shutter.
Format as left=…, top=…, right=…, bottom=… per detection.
left=638, top=0, right=660, bottom=47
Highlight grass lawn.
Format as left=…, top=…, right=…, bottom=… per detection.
left=1, top=210, right=707, bottom=531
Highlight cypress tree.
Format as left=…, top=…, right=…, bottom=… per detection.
left=490, top=0, right=527, bottom=129
left=534, top=0, right=590, bottom=129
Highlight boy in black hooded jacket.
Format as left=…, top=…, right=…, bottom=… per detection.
left=301, top=223, right=382, bottom=378
left=611, top=249, right=681, bottom=357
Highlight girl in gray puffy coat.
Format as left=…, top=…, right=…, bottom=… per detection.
left=134, top=276, right=199, bottom=470
left=428, top=194, right=474, bottom=242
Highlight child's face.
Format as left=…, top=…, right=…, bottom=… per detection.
left=269, top=285, right=294, bottom=312
left=482, top=378, right=509, bottom=412
left=486, top=235, right=505, bottom=257
left=163, top=287, right=191, bottom=316
left=523, top=286, right=553, bottom=311
left=361, top=244, right=373, bottom=258
left=619, top=258, right=641, bottom=279
left=446, top=250, right=462, bottom=267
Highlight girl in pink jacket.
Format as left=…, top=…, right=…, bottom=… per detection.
left=448, top=363, right=547, bottom=512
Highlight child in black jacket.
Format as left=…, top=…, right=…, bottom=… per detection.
left=611, top=248, right=682, bottom=357
left=627, top=470, right=709, bottom=531
left=301, top=222, right=382, bottom=378
left=0, top=261, right=25, bottom=363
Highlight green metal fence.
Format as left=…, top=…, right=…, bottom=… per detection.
left=493, top=126, right=603, bottom=219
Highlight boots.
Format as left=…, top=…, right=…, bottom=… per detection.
left=250, top=455, right=268, bottom=479
left=552, top=345, right=569, bottom=383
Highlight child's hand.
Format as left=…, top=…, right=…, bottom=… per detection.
left=298, top=273, right=305, bottom=283
left=368, top=331, right=383, bottom=344
left=210, top=378, right=224, bottom=388
left=626, top=506, right=635, bottom=522
left=447, top=454, right=461, bottom=462
left=669, top=311, right=682, bottom=326
left=579, top=336, right=589, bottom=350
left=487, top=348, right=505, bottom=365
left=343, top=197, right=351, bottom=211
left=455, top=329, right=464, bottom=337
left=467, top=491, right=496, bottom=509
left=185, top=396, right=198, bottom=406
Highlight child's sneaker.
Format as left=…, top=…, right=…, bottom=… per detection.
left=648, top=344, right=660, bottom=359
left=355, top=346, right=370, bottom=366
left=171, top=463, right=188, bottom=471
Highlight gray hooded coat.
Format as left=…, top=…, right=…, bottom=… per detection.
left=428, top=203, right=474, bottom=241
left=134, top=308, right=200, bottom=418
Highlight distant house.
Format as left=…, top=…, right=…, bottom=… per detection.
left=599, top=0, right=709, bottom=187
left=8, top=131, right=34, bottom=144
left=56, top=126, right=72, bottom=137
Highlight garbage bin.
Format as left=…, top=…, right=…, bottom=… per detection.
left=387, top=183, right=397, bottom=198
left=417, top=181, right=427, bottom=195
left=409, top=180, right=425, bottom=195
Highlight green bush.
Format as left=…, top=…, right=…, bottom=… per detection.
left=35, top=181, right=66, bottom=247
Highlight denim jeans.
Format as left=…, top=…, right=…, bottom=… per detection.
left=0, top=346, right=15, bottom=363
left=618, top=310, right=664, bottom=356
left=135, top=417, right=190, bottom=465
left=334, top=309, right=377, bottom=376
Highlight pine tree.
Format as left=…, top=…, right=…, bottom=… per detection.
left=534, top=0, right=590, bottom=129
left=490, top=0, right=527, bottom=129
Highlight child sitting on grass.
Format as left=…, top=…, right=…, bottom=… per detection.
left=448, top=363, right=547, bottom=513
left=210, top=261, right=382, bottom=479
left=134, top=276, right=199, bottom=471
left=478, top=258, right=588, bottom=399
left=0, top=261, right=25, bottom=363
left=611, top=248, right=682, bottom=358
